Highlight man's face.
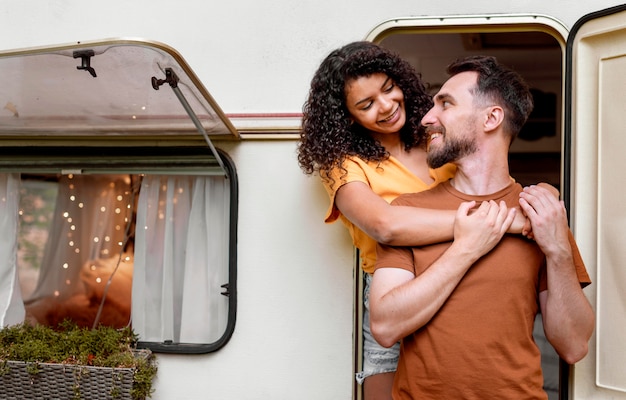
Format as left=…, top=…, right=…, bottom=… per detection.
left=421, top=71, right=480, bottom=168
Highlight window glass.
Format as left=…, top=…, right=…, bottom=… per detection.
left=11, top=149, right=237, bottom=353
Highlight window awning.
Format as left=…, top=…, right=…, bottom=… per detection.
left=0, top=38, right=239, bottom=174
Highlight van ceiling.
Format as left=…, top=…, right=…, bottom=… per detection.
left=380, top=31, right=562, bottom=87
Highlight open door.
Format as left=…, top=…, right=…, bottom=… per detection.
left=566, top=4, right=626, bottom=399
left=367, top=15, right=566, bottom=400
left=366, top=9, right=626, bottom=399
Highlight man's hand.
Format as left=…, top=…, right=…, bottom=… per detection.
left=454, top=200, right=516, bottom=260
left=519, top=185, right=569, bottom=257
left=513, top=182, right=560, bottom=239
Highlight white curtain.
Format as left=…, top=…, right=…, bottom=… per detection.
left=132, top=175, right=230, bottom=343
left=0, top=174, right=25, bottom=326
left=28, top=175, right=132, bottom=302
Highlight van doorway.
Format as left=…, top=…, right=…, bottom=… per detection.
left=360, top=20, right=564, bottom=400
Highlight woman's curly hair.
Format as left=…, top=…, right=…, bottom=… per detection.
left=297, top=41, right=433, bottom=179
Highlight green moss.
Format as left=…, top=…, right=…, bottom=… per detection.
left=0, top=321, right=157, bottom=399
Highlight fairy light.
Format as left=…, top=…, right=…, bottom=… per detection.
left=40, top=176, right=136, bottom=303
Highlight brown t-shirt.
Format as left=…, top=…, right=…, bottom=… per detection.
left=375, top=181, right=591, bottom=400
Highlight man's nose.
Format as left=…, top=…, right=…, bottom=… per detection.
left=421, top=107, right=436, bottom=126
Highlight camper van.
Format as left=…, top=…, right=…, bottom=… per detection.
left=0, top=1, right=625, bottom=399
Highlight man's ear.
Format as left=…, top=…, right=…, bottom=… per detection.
left=484, top=105, right=504, bottom=133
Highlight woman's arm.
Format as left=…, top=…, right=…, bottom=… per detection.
left=335, top=181, right=453, bottom=246
left=336, top=180, right=555, bottom=246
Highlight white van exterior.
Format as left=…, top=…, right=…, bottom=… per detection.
left=1, top=1, right=626, bottom=399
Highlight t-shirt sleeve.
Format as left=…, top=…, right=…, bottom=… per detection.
left=322, top=158, right=368, bottom=223
left=375, top=242, right=416, bottom=274
left=538, top=231, right=591, bottom=292
left=569, top=233, right=592, bottom=288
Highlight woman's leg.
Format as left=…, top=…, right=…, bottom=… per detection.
left=358, top=273, right=399, bottom=400
left=363, top=372, right=395, bottom=400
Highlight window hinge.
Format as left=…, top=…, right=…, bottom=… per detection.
left=220, top=283, right=230, bottom=297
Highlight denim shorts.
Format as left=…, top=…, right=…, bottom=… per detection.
left=356, top=273, right=400, bottom=384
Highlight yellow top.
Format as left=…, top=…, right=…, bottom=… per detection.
left=322, top=155, right=456, bottom=274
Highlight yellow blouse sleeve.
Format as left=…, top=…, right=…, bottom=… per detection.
left=321, top=157, right=368, bottom=223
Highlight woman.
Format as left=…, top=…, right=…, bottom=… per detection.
left=297, top=41, right=459, bottom=399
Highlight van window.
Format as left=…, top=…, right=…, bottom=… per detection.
left=7, top=146, right=237, bottom=353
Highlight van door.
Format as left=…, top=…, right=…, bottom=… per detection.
left=566, top=4, right=626, bottom=399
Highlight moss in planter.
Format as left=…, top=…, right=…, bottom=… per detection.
left=0, top=321, right=157, bottom=400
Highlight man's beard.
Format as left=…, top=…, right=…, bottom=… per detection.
left=427, top=134, right=477, bottom=168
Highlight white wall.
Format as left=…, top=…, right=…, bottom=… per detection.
left=147, top=139, right=354, bottom=399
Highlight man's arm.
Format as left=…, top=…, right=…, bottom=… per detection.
left=369, top=200, right=516, bottom=347
left=520, top=185, right=595, bottom=364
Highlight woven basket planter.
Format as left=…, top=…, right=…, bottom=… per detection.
left=0, top=350, right=154, bottom=400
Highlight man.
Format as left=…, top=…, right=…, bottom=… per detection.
left=369, top=55, right=595, bottom=399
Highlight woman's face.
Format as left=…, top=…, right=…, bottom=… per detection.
left=345, top=72, right=406, bottom=135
